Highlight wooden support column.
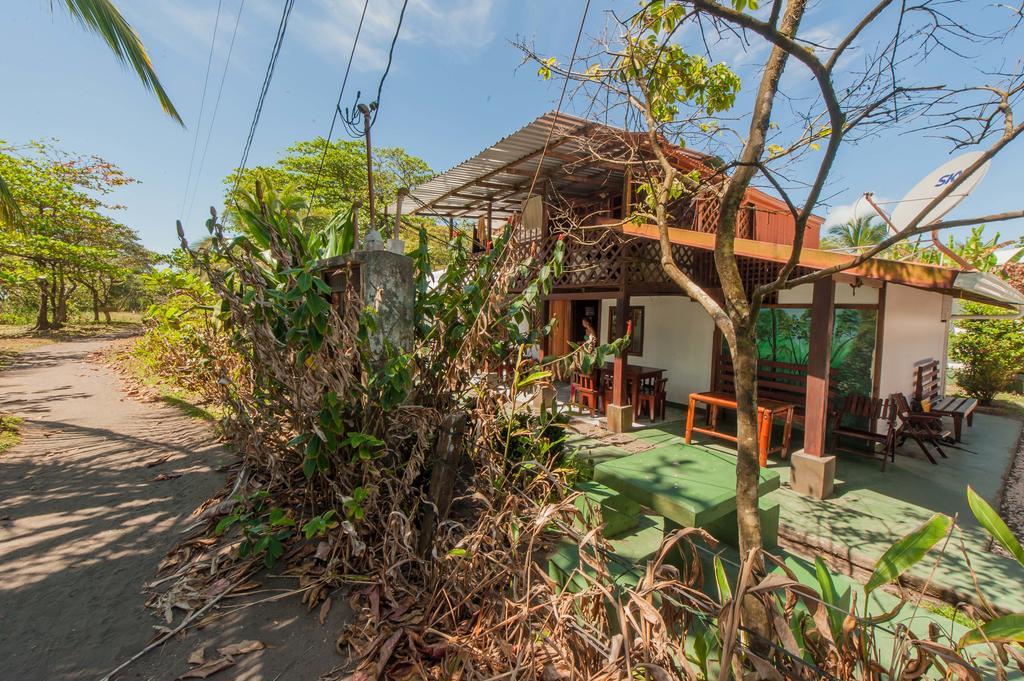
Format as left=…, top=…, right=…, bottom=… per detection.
left=607, top=273, right=633, bottom=433
left=804, top=278, right=835, bottom=456
left=791, top=277, right=837, bottom=499
left=486, top=200, right=493, bottom=250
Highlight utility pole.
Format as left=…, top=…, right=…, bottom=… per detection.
left=358, top=103, right=377, bottom=234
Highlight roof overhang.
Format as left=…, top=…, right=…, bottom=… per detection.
left=623, top=222, right=1024, bottom=310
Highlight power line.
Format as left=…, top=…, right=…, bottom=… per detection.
left=305, top=0, right=370, bottom=217
left=186, top=0, right=246, bottom=220
left=233, top=0, right=297, bottom=196
left=527, top=0, right=591, bottom=199
left=179, top=0, right=224, bottom=221
left=341, top=0, right=410, bottom=138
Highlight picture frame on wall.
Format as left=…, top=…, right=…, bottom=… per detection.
left=607, top=305, right=645, bottom=355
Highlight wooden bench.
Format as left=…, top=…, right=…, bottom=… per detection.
left=915, top=359, right=977, bottom=442
left=716, top=356, right=811, bottom=420
left=685, top=391, right=796, bottom=466
left=831, top=394, right=897, bottom=470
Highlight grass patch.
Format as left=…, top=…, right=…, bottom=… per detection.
left=0, top=316, right=144, bottom=370
left=0, top=414, right=22, bottom=454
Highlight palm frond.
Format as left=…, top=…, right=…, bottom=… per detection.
left=58, top=0, right=183, bottom=125
left=0, top=171, right=22, bottom=226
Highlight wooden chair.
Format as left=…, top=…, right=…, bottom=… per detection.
left=638, top=377, right=668, bottom=422
left=830, top=394, right=897, bottom=471
left=569, top=369, right=602, bottom=416
left=915, top=359, right=977, bottom=442
left=892, top=392, right=949, bottom=465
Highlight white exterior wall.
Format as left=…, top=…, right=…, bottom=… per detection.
left=877, top=284, right=950, bottom=399
left=598, top=295, right=716, bottom=404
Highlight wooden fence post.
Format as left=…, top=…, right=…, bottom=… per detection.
left=417, top=412, right=470, bottom=557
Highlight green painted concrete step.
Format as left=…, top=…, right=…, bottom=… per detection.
left=593, top=444, right=780, bottom=530
left=573, top=481, right=641, bottom=538
left=547, top=514, right=665, bottom=594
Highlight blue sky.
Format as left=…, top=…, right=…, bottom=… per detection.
left=2, top=0, right=1021, bottom=253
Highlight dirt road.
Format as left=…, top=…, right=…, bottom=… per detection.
left=0, top=338, right=348, bottom=681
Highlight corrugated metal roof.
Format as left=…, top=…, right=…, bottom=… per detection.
left=396, top=111, right=600, bottom=219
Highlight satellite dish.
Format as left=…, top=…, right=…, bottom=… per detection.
left=889, top=151, right=991, bottom=232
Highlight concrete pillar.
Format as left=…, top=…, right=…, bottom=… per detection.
left=317, top=249, right=414, bottom=361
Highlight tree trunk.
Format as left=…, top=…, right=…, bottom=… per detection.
left=34, top=285, right=51, bottom=331
left=91, top=289, right=100, bottom=322
left=103, top=307, right=112, bottom=323
left=730, top=327, right=763, bottom=555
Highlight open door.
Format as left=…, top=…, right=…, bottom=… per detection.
left=547, top=300, right=571, bottom=358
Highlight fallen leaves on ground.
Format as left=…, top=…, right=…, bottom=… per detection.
left=178, top=640, right=265, bottom=680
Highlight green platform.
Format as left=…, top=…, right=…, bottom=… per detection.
left=572, top=480, right=641, bottom=537
left=593, top=444, right=780, bottom=532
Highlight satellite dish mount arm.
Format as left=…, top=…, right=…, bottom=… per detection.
left=863, top=192, right=974, bottom=271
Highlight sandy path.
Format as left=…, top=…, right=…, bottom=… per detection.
left=0, top=338, right=349, bottom=681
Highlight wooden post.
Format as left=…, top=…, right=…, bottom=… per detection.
left=804, top=278, right=835, bottom=456
left=417, top=413, right=469, bottom=557
left=486, top=200, right=493, bottom=250
left=611, top=292, right=630, bottom=406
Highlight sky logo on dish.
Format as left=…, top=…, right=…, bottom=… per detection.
left=934, top=170, right=964, bottom=187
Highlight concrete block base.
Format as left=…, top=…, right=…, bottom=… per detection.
left=790, top=449, right=836, bottom=500
left=532, top=385, right=557, bottom=413
left=605, top=403, right=633, bottom=433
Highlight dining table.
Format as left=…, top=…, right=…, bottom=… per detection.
left=601, top=362, right=665, bottom=414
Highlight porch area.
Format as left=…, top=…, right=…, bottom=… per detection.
left=563, top=406, right=1024, bottom=612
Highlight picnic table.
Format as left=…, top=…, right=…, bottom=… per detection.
left=602, top=362, right=664, bottom=412
left=685, top=390, right=796, bottom=467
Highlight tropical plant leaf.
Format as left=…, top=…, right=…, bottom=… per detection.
left=0, top=171, right=21, bottom=226
left=865, top=513, right=952, bottom=594
left=814, top=556, right=842, bottom=637
left=967, top=485, right=1024, bottom=567
left=58, top=0, right=182, bottom=124
left=713, top=555, right=731, bottom=601
left=959, top=613, right=1024, bottom=646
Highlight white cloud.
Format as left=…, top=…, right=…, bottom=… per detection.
left=823, top=195, right=891, bottom=228
left=293, top=0, right=496, bottom=69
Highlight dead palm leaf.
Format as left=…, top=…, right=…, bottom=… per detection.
left=55, top=0, right=183, bottom=125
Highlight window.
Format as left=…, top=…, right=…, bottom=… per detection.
left=607, top=305, right=645, bottom=355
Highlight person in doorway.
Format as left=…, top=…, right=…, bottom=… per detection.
left=581, top=316, right=597, bottom=349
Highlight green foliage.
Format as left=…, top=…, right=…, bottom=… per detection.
left=950, top=301, right=1024, bottom=403
left=301, top=510, right=339, bottom=539
left=967, top=485, right=1024, bottom=567
left=621, top=5, right=741, bottom=122
left=0, top=142, right=152, bottom=326
left=864, top=513, right=951, bottom=594
left=821, top=216, right=887, bottom=252
left=215, top=490, right=295, bottom=567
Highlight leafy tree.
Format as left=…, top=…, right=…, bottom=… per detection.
left=821, top=216, right=887, bottom=252
left=0, top=143, right=150, bottom=328
left=950, top=302, right=1024, bottom=403
left=222, top=138, right=452, bottom=263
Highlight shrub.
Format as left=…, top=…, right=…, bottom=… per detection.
left=950, top=301, right=1024, bottom=403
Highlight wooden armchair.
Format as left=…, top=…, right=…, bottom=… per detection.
left=569, top=369, right=602, bottom=416
left=831, top=394, right=897, bottom=471
left=892, top=392, right=949, bottom=465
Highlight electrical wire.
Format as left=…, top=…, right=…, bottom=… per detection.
left=233, top=0, right=297, bottom=196
left=186, top=0, right=246, bottom=220
left=527, top=0, right=592, bottom=200
left=340, top=0, right=410, bottom=138
left=305, top=0, right=370, bottom=217
left=179, top=0, right=224, bottom=220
